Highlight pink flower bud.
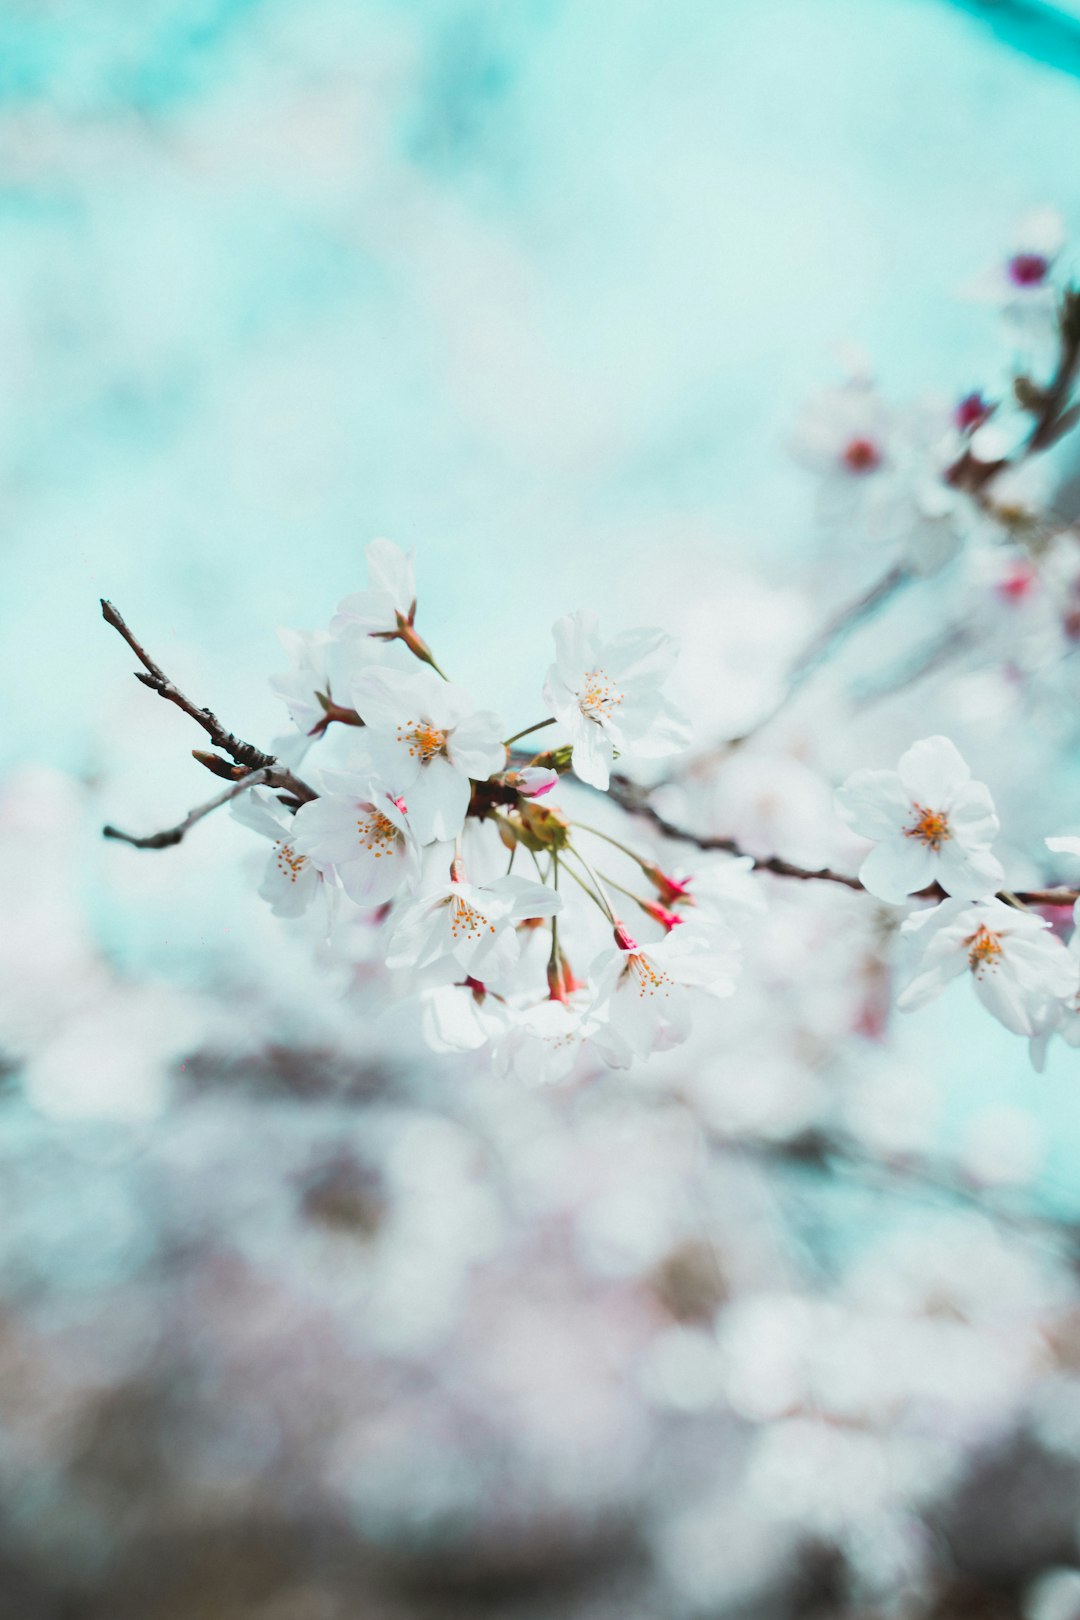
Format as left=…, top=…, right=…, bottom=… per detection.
left=1008, top=252, right=1049, bottom=288
left=509, top=767, right=559, bottom=799
left=641, top=861, right=693, bottom=905
left=642, top=899, right=683, bottom=932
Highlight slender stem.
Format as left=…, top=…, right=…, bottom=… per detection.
left=557, top=855, right=605, bottom=914
left=503, top=717, right=556, bottom=748
left=598, top=868, right=654, bottom=912
left=565, top=841, right=617, bottom=922
left=571, top=819, right=648, bottom=866
left=103, top=768, right=274, bottom=850
left=549, top=852, right=560, bottom=966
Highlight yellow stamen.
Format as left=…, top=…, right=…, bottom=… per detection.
left=904, top=803, right=951, bottom=850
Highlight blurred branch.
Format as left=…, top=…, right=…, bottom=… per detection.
left=607, top=775, right=1080, bottom=906
left=720, top=1122, right=1080, bottom=1258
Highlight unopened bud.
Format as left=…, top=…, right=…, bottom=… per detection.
left=642, top=899, right=682, bottom=931
left=641, top=861, right=692, bottom=905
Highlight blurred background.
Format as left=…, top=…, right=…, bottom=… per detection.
left=7, top=2, right=1080, bottom=1616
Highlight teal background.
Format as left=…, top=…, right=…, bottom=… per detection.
left=3, top=1, right=1080, bottom=1205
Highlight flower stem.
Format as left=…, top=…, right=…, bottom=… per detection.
left=571, top=820, right=648, bottom=866
left=503, top=717, right=556, bottom=748
left=565, top=841, right=617, bottom=922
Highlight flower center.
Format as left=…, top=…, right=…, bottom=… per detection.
left=399, top=719, right=448, bottom=763
left=954, top=392, right=991, bottom=433
left=842, top=437, right=881, bottom=474
left=1008, top=252, right=1049, bottom=288
left=904, top=804, right=951, bottom=850
left=625, top=951, right=672, bottom=999
left=357, top=811, right=399, bottom=858
left=966, top=925, right=1004, bottom=975
left=579, top=668, right=623, bottom=723
left=449, top=894, right=496, bottom=941
left=275, top=841, right=307, bottom=883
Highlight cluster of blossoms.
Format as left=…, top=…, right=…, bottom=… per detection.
left=224, top=536, right=749, bottom=1082
left=103, top=213, right=1080, bottom=1082
left=837, top=736, right=1080, bottom=1065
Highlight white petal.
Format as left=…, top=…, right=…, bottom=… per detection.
left=604, top=626, right=679, bottom=686
left=365, top=537, right=415, bottom=612
left=947, top=780, right=1000, bottom=845
left=896, top=736, right=970, bottom=805
left=569, top=717, right=615, bottom=791
left=933, top=839, right=1003, bottom=901
left=551, top=610, right=600, bottom=686
left=406, top=759, right=471, bottom=844
left=859, top=837, right=938, bottom=903
left=1047, top=835, right=1080, bottom=860
left=449, top=711, right=507, bottom=780
left=331, top=588, right=398, bottom=636
left=972, top=966, right=1037, bottom=1036
left=834, top=769, right=911, bottom=840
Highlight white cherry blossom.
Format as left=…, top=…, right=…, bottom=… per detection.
left=964, top=207, right=1065, bottom=355
left=331, top=537, right=416, bottom=639
left=350, top=666, right=505, bottom=845
left=543, top=610, right=691, bottom=791
left=420, top=979, right=509, bottom=1053
left=290, top=775, right=419, bottom=907
left=897, top=896, right=1076, bottom=1037
left=836, top=736, right=1004, bottom=904
left=492, top=998, right=594, bottom=1086
left=230, top=789, right=326, bottom=919
left=385, top=873, right=561, bottom=983
left=589, top=923, right=740, bottom=1064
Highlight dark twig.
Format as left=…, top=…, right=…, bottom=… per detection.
left=101, top=602, right=317, bottom=847
left=606, top=774, right=1080, bottom=907
left=103, top=769, right=275, bottom=850
left=101, top=599, right=276, bottom=772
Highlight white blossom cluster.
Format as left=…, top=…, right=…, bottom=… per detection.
left=837, top=736, right=1080, bottom=1065
left=228, top=533, right=1080, bottom=1082
left=236, top=536, right=749, bottom=1082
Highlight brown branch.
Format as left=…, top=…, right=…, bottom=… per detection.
left=104, top=769, right=275, bottom=849
left=101, top=602, right=318, bottom=848
left=101, top=599, right=276, bottom=772
left=607, top=774, right=1080, bottom=907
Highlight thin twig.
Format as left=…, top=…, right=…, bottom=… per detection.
left=103, top=769, right=275, bottom=850
left=101, top=601, right=317, bottom=847
left=101, top=599, right=276, bottom=772
left=606, top=775, right=1080, bottom=906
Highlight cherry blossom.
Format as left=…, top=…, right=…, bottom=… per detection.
left=589, top=923, right=740, bottom=1064
left=896, top=897, right=1076, bottom=1037
left=385, top=872, right=561, bottom=983
left=331, top=537, right=416, bottom=639
left=492, top=998, right=594, bottom=1086
left=542, top=610, right=691, bottom=791
left=350, top=666, right=505, bottom=844
left=230, top=789, right=326, bottom=918
left=836, top=736, right=1004, bottom=904
left=290, top=776, right=419, bottom=906
left=964, top=208, right=1065, bottom=354
left=419, top=978, right=509, bottom=1053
